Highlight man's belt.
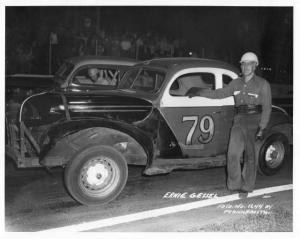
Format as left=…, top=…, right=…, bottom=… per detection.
left=236, top=105, right=262, bottom=114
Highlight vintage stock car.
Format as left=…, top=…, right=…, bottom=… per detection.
left=6, top=58, right=292, bottom=205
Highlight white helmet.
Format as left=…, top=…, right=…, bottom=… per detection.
left=240, top=52, right=259, bottom=66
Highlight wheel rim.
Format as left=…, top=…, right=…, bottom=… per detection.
left=79, top=156, right=120, bottom=197
left=265, top=141, right=285, bottom=169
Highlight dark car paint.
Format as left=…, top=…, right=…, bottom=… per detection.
left=21, top=91, right=156, bottom=125
left=135, top=58, right=240, bottom=74
left=64, top=94, right=153, bottom=121
left=39, top=118, right=156, bottom=167
left=20, top=91, right=161, bottom=167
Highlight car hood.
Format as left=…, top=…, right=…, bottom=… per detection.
left=61, top=88, right=158, bottom=102
left=20, top=91, right=155, bottom=126
left=64, top=90, right=155, bottom=123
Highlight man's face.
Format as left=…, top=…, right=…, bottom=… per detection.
left=88, top=69, right=98, bottom=82
left=241, top=61, right=256, bottom=76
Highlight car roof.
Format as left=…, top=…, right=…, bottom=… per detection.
left=135, top=57, right=240, bottom=74
left=66, top=56, right=140, bottom=67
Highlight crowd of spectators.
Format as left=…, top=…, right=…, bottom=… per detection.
left=6, top=17, right=192, bottom=75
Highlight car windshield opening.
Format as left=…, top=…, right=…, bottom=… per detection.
left=118, top=68, right=165, bottom=93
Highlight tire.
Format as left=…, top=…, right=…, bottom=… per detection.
left=64, top=145, right=128, bottom=205
left=257, top=133, right=289, bottom=176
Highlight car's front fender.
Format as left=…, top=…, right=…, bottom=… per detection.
left=39, top=119, right=155, bottom=167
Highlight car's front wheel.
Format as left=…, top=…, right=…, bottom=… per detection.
left=64, top=145, right=128, bottom=205
left=257, top=133, right=289, bottom=176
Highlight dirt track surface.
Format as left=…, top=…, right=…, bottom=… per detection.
left=5, top=153, right=293, bottom=232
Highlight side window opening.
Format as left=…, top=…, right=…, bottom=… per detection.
left=131, top=69, right=165, bottom=92
left=169, top=72, right=215, bottom=96
left=222, top=74, right=234, bottom=88
left=72, top=66, right=119, bottom=86
left=133, top=70, right=154, bottom=89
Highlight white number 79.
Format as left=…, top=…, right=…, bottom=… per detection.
left=182, top=115, right=214, bottom=145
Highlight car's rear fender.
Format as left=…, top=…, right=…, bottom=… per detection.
left=39, top=119, right=155, bottom=167
left=267, top=108, right=292, bottom=144
left=267, top=123, right=292, bottom=144
left=254, top=107, right=292, bottom=163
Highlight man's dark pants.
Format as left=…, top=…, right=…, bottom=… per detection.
left=227, top=113, right=261, bottom=192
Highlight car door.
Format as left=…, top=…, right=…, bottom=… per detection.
left=160, top=68, right=235, bottom=158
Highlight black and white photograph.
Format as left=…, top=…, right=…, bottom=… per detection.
left=2, top=0, right=297, bottom=235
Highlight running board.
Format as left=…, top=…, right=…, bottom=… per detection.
left=143, top=155, right=226, bottom=175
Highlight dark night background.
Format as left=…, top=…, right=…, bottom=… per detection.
left=5, top=6, right=293, bottom=83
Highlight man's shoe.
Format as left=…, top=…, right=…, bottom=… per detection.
left=238, top=190, right=248, bottom=199
left=227, top=187, right=240, bottom=193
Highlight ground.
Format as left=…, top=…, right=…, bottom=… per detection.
left=5, top=150, right=293, bottom=232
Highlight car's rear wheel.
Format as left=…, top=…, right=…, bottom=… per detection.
left=64, top=145, right=128, bottom=205
left=257, top=133, right=289, bottom=176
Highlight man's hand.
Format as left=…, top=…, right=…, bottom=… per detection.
left=186, top=87, right=201, bottom=98
left=187, top=91, right=197, bottom=98
left=255, top=127, right=265, bottom=141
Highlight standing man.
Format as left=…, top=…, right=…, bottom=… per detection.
left=189, top=52, right=272, bottom=197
